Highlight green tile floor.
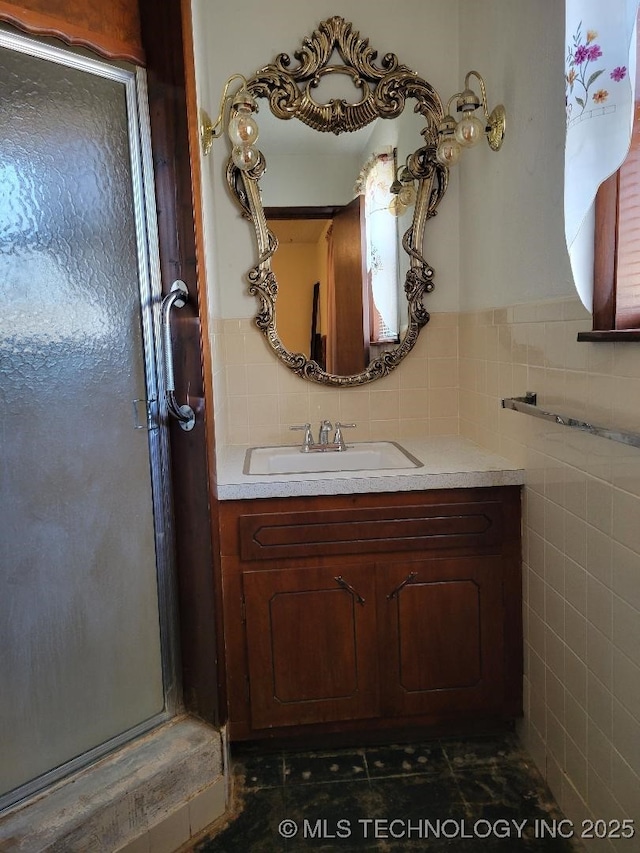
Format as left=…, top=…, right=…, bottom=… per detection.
left=194, top=734, right=584, bottom=852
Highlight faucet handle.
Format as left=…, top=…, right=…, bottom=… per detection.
left=290, top=423, right=313, bottom=450
left=334, top=422, right=356, bottom=449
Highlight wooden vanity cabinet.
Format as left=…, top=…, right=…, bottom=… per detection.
left=219, top=486, right=522, bottom=741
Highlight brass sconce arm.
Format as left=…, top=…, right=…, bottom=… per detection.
left=461, top=70, right=506, bottom=152
left=436, top=70, right=505, bottom=165
left=200, top=73, right=260, bottom=168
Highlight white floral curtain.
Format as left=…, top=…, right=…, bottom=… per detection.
left=565, top=0, right=638, bottom=308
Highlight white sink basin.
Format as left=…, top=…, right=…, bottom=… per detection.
left=244, top=441, right=423, bottom=475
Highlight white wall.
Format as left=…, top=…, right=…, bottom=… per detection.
left=458, top=0, right=576, bottom=310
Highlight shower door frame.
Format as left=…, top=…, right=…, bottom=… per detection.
left=0, top=26, right=181, bottom=811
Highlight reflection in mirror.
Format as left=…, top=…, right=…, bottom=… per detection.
left=225, top=16, right=449, bottom=386
left=266, top=214, right=331, bottom=368
left=266, top=154, right=406, bottom=376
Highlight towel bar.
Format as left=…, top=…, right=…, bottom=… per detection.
left=501, top=393, right=640, bottom=450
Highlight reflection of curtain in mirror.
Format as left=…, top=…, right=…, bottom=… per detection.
left=325, top=224, right=337, bottom=373
left=363, top=152, right=399, bottom=343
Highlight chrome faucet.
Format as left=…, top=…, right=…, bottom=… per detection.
left=318, top=420, right=332, bottom=445
left=291, top=420, right=357, bottom=452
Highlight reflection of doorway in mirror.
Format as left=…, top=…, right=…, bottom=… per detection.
left=268, top=217, right=331, bottom=364
left=267, top=186, right=402, bottom=378
left=268, top=205, right=369, bottom=376
left=268, top=209, right=369, bottom=375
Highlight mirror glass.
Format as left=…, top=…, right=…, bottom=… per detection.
left=225, top=16, right=449, bottom=386
left=260, top=109, right=431, bottom=371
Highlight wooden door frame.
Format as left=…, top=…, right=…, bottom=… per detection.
left=138, top=0, right=223, bottom=725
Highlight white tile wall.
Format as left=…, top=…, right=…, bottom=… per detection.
left=459, top=296, right=640, bottom=851
left=215, top=313, right=460, bottom=447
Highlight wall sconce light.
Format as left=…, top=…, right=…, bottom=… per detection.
left=436, top=70, right=505, bottom=166
left=200, top=74, right=261, bottom=170
left=388, top=162, right=417, bottom=217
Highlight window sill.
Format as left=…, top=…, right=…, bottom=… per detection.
left=577, top=330, right=640, bottom=342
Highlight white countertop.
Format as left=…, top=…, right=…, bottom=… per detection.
left=216, top=436, right=524, bottom=500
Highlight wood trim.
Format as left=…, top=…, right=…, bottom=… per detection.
left=236, top=501, right=504, bottom=562
left=264, top=205, right=343, bottom=220
left=590, top=11, right=640, bottom=335
left=219, top=487, right=520, bottom=559
left=228, top=716, right=516, bottom=747
left=139, top=0, right=221, bottom=725
left=592, top=172, right=619, bottom=332
left=0, top=0, right=144, bottom=64
left=180, top=0, right=227, bottom=720
left=577, top=329, right=640, bottom=341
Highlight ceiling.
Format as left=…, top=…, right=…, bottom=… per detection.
left=268, top=218, right=330, bottom=244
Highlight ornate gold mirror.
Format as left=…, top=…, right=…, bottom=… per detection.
left=223, top=16, right=449, bottom=386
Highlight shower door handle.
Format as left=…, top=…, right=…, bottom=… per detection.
left=160, top=280, right=196, bottom=431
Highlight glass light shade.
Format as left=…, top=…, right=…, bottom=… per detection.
left=436, top=135, right=462, bottom=166
left=454, top=112, right=484, bottom=148
left=388, top=195, right=408, bottom=217
left=398, top=184, right=416, bottom=206
left=228, top=111, right=259, bottom=147
left=231, top=144, right=260, bottom=171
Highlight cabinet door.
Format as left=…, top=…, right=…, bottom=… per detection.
left=379, top=557, right=505, bottom=718
left=243, top=564, right=378, bottom=729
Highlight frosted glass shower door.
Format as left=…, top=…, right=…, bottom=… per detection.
left=0, top=32, right=172, bottom=805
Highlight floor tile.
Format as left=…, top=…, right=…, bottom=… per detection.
left=191, top=736, right=584, bottom=853
left=456, top=766, right=541, bottom=805
left=364, top=740, right=449, bottom=779
left=369, top=772, right=464, bottom=817
left=284, top=748, right=369, bottom=786
left=283, top=781, right=383, bottom=850
left=441, top=733, right=522, bottom=769
left=233, top=748, right=285, bottom=790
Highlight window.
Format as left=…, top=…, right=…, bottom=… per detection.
left=361, top=150, right=400, bottom=345
left=580, top=15, right=640, bottom=341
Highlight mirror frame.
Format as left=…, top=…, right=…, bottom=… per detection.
left=226, top=15, right=449, bottom=387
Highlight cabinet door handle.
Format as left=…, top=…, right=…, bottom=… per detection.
left=387, top=571, right=418, bottom=600
left=334, top=575, right=365, bottom=606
